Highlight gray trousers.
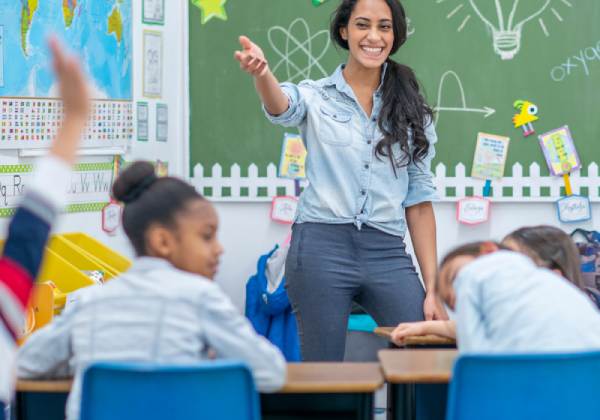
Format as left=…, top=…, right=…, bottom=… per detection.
left=285, top=222, right=426, bottom=361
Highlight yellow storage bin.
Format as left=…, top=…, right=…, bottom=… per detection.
left=36, top=248, right=95, bottom=293
left=61, top=233, right=132, bottom=274
left=48, top=236, right=119, bottom=281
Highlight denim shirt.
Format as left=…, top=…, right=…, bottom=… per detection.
left=265, top=64, right=438, bottom=237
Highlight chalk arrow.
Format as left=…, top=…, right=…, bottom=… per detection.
left=434, top=106, right=496, bottom=118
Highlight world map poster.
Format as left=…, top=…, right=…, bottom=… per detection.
left=0, top=0, right=133, bottom=149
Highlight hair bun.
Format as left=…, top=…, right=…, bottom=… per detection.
left=112, top=161, right=157, bottom=204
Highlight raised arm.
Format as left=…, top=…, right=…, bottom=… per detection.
left=234, top=35, right=289, bottom=116
left=0, top=37, right=90, bottom=342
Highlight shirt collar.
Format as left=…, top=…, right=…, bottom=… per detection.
left=325, top=62, right=388, bottom=98
left=128, top=256, right=174, bottom=273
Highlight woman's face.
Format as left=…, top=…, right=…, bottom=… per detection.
left=340, top=0, right=395, bottom=70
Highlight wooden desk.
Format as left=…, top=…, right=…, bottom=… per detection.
left=378, top=349, right=457, bottom=420
left=16, top=380, right=72, bottom=393
left=262, top=362, right=383, bottom=420
left=15, top=363, right=384, bottom=420
left=374, top=327, right=456, bottom=348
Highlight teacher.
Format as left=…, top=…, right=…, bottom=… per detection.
left=235, top=0, right=445, bottom=361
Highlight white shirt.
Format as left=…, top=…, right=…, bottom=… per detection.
left=17, top=257, right=286, bottom=420
left=455, top=251, right=600, bottom=354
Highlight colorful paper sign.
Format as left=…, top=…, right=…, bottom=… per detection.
left=271, top=196, right=298, bottom=224
left=457, top=197, right=491, bottom=225
left=102, top=201, right=122, bottom=234
left=512, top=100, right=539, bottom=137
left=279, top=133, right=307, bottom=179
left=556, top=195, right=592, bottom=223
left=538, top=126, right=580, bottom=176
left=471, top=133, right=510, bottom=180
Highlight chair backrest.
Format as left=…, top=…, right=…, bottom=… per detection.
left=0, top=401, right=5, bottom=420
left=446, top=351, right=600, bottom=420
left=80, top=360, right=261, bottom=420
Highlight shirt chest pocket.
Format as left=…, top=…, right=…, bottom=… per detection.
left=318, top=105, right=354, bottom=147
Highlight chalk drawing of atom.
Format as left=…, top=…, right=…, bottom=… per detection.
left=268, top=18, right=331, bottom=83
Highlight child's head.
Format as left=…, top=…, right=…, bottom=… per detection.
left=437, top=241, right=502, bottom=310
left=501, top=225, right=584, bottom=289
left=331, top=0, right=406, bottom=70
left=112, top=161, right=223, bottom=279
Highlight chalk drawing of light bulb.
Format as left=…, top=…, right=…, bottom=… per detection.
left=469, top=0, right=551, bottom=60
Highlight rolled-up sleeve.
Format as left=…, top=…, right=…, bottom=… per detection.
left=402, top=120, right=439, bottom=208
left=263, top=82, right=307, bottom=128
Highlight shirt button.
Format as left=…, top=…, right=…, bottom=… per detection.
left=371, top=117, right=376, bottom=122
left=361, top=190, right=366, bottom=196
left=364, top=164, right=369, bottom=169
left=367, top=140, right=372, bottom=145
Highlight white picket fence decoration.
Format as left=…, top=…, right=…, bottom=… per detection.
left=192, top=162, right=600, bottom=203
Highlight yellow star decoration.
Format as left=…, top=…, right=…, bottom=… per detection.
left=192, top=0, right=228, bottom=25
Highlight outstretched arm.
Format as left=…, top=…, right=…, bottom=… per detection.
left=234, top=35, right=288, bottom=116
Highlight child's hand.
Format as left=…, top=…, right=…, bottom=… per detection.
left=234, top=35, right=269, bottom=77
left=49, top=36, right=90, bottom=123
left=391, top=322, right=427, bottom=346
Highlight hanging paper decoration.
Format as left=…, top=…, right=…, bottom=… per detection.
left=459, top=133, right=510, bottom=225
left=457, top=197, right=491, bottom=225
left=471, top=132, right=510, bottom=181
left=279, top=133, right=307, bottom=179
left=538, top=126, right=590, bottom=223
left=102, top=201, right=122, bottom=235
left=271, top=196, right=299, bottom=224
left=512, top=100, right=539, bottom=137
left=556, top=195, right=592, bottom=223
left=312, top=0, right=331, bottom=6
left=191, top=0, right=228, bottom=25
left=538, top=126, right=580, bottom=176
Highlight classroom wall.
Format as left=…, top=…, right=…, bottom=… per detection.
left=214, top=202, right=600, bottom=311
left=0, top=0, right=189, bottom=260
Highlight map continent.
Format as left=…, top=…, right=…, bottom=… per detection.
left=1, top=0, right=132, bottom=100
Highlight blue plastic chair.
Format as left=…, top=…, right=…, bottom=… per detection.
left=0, top=402, right=4, bottom=420
left=80, top=361, right=260, bottom=420
left=446, top=351, right=600, bottom=420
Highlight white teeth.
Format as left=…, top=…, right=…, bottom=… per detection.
left=361, top=46, right=383, bottom=55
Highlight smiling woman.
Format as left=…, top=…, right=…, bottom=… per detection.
left=234, top=0, right=445, bottom=361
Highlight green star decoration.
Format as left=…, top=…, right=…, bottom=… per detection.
left=191, top=0, right=228, bottom=25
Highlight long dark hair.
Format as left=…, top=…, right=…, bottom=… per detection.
left=112, top=161, right=205, bottom=256
left=503, top=226, right=585, bottom=290
left=330, top=0, right=434, bottom=169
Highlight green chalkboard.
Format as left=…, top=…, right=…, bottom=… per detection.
left=189, top=0, right=600, bottom=179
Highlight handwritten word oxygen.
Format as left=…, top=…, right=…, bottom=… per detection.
left=550, top=41, right=600, bottom=82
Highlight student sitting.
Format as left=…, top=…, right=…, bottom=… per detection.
left=17, top=162, right=286, bottom=420
left=0, top=38, right=89, bottom=407
left=392, top=226, right=600, bottom=349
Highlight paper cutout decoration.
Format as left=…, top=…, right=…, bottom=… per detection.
left=279, top=133, right=307, bottom=179
left=271, top=196, right=299, bottom=224
left=471, top=133, right=510, bottom=180
left=191, top=0, right=228, bottom=24
left=457, top=197, right=491, bottom=225
left=556, top=195, right=592, bottom=223
left=538, top=126, right=580, bottom=176
left=312, top=0, right=330, bottom=5
left=156, top=160, right=168, bottom=177
left=102, top=201, right=122, bottom=234
left=513, top=100, right=539, bottom=137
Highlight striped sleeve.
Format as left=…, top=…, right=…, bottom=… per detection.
left=0, top=155, right=70, bottom=341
